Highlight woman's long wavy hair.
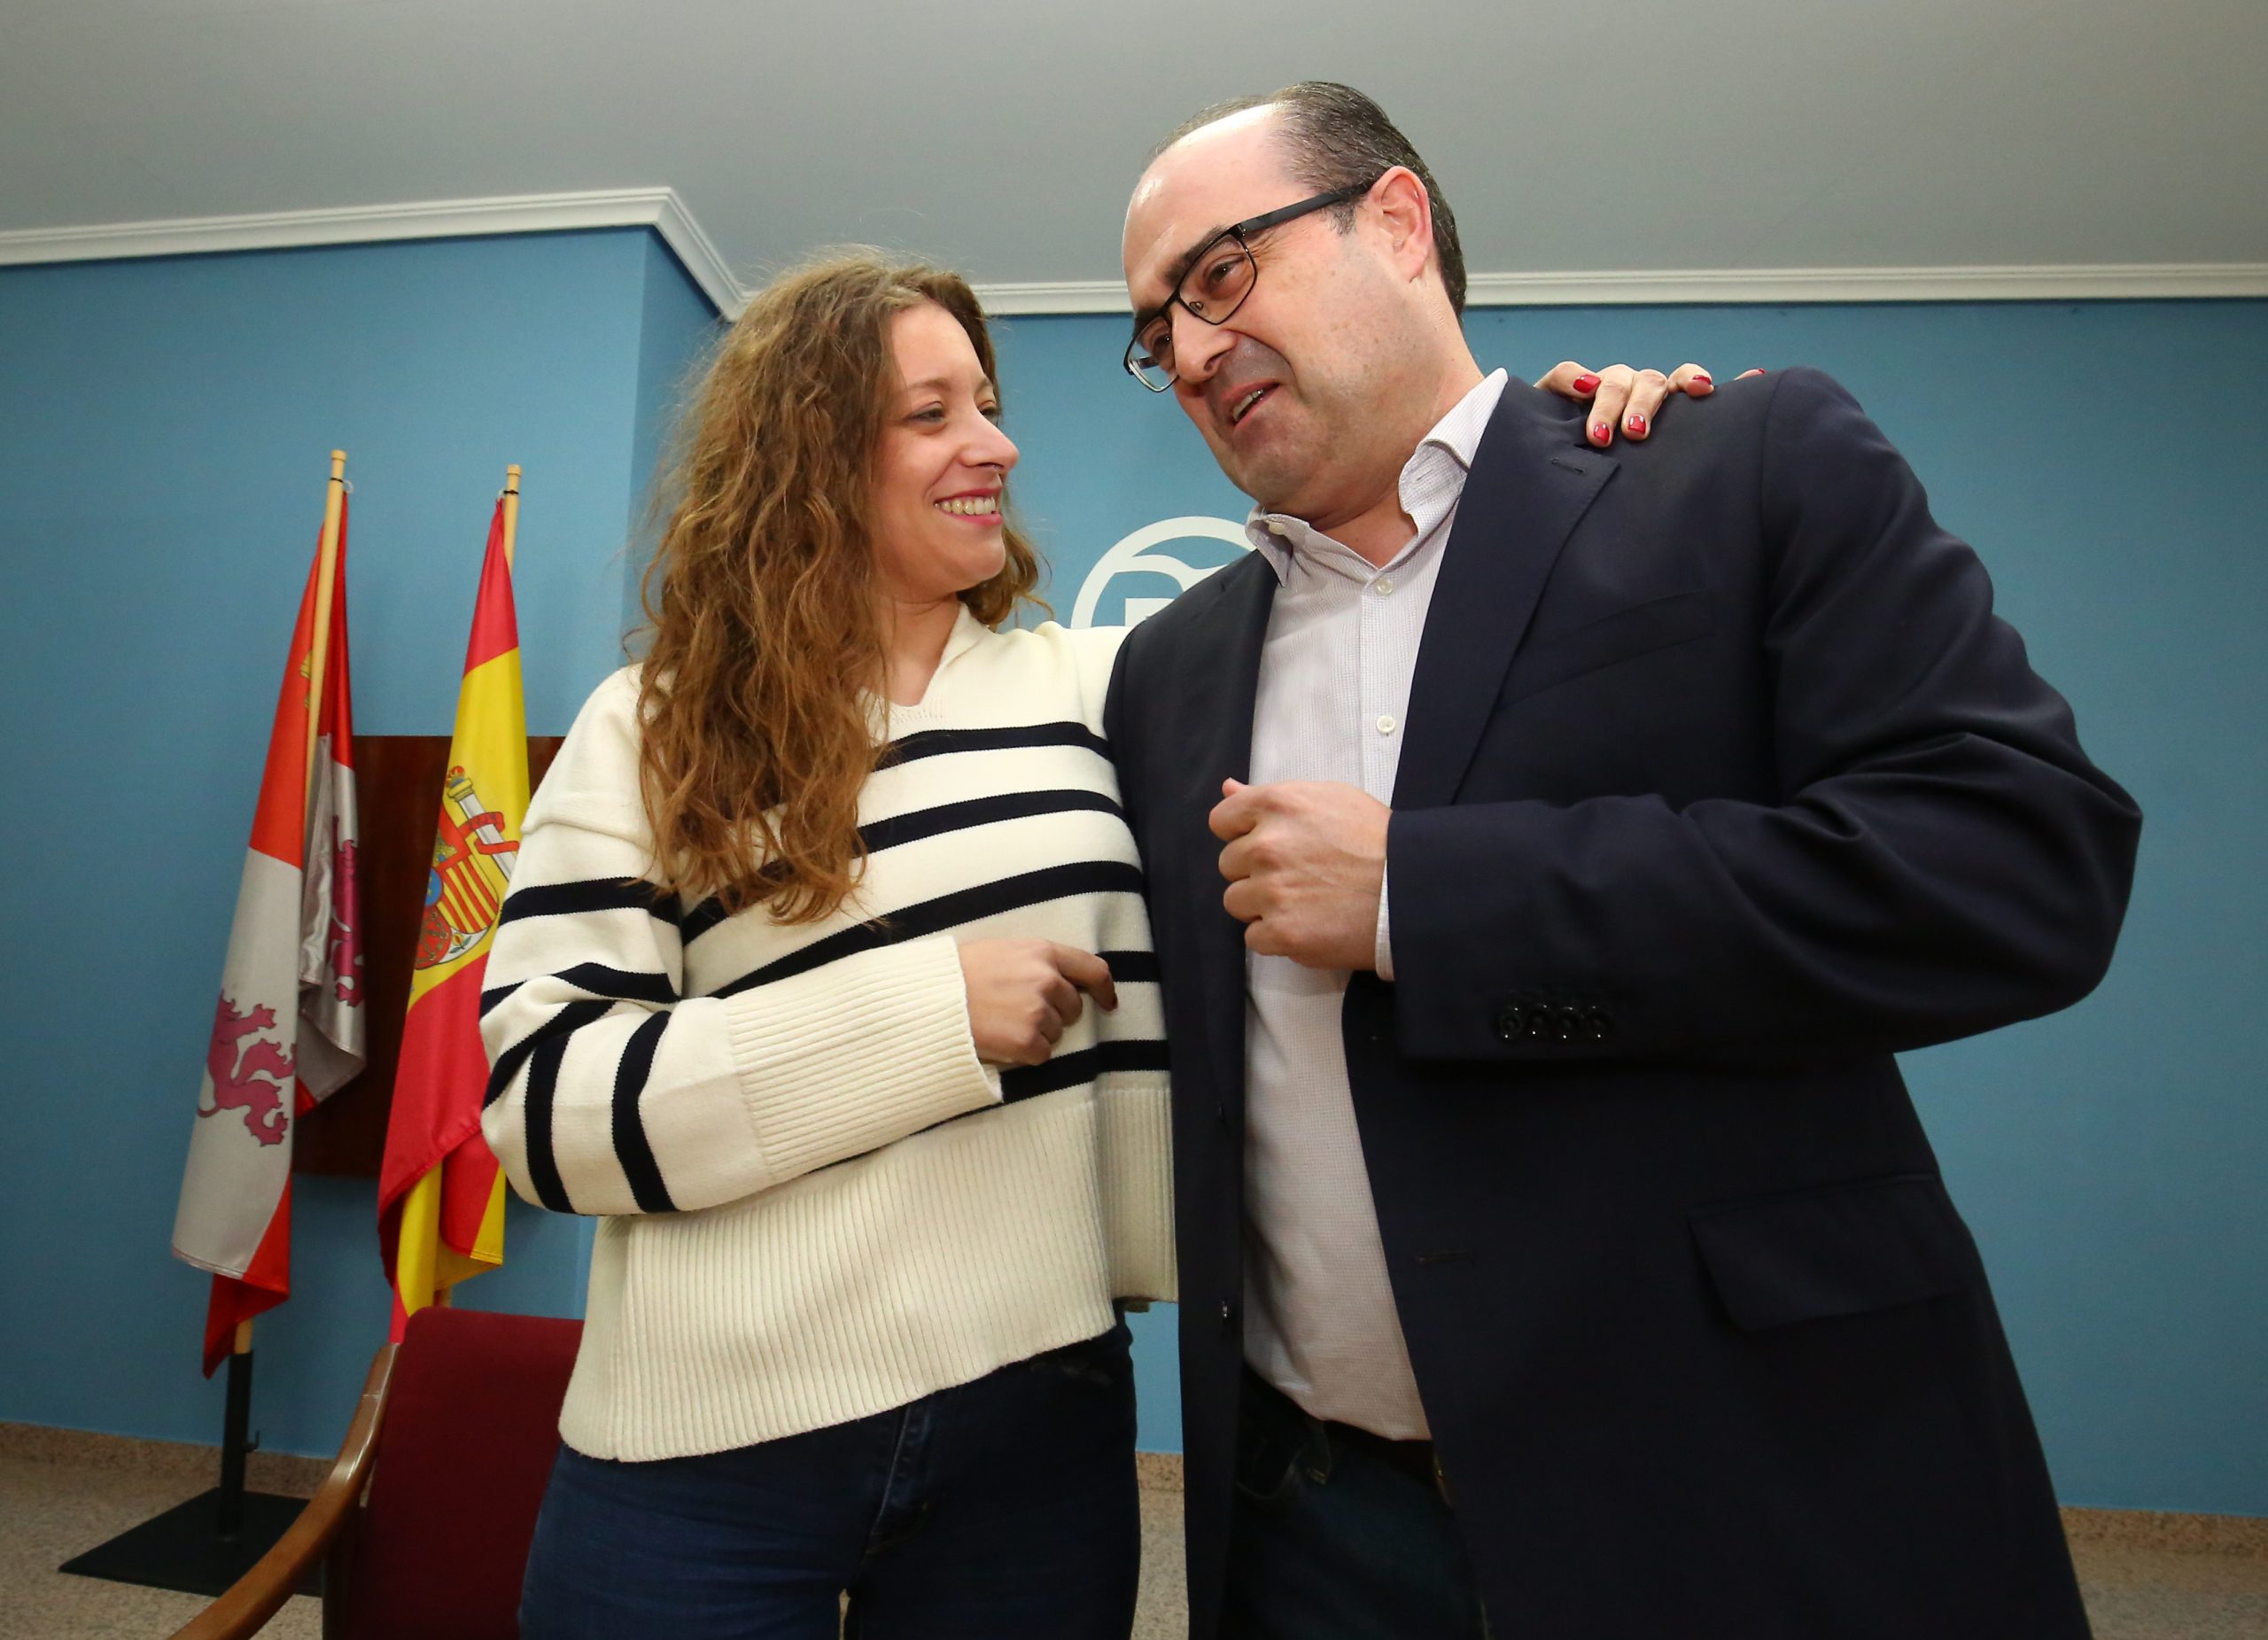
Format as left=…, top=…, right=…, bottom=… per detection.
left=633, top=251, right=1042, bottom=923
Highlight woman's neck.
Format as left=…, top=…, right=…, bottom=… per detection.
left=878, top=595, right=964, bottom=707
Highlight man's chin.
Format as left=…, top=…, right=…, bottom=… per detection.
left=1217, top=447, right=1309, bottom=517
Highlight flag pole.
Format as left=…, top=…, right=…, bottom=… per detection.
left=62, top=453, right=355, bottom=1597
left=216, top=448, right=345, bottom=1538
left=214, top=1325, right=258, bottom=1539
left=431, top=462, right=519, bottom=1314
left=301, top=451, right=349, bottom=791
left=399, top=466, right=523, bottom=1322
left=501, top=462, right=522, bottom=571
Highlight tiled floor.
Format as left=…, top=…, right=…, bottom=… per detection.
left=2064, top=1535, right=2268, bottom=1640
left=5, top=1436, right=2261, bottom=1637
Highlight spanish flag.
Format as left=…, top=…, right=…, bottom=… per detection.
left=174, top=462, right=366, bottom=1375
left=378, top=489, right=527, bottom=1336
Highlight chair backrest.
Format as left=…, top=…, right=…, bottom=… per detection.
left=335, top=1306, right=582, bottom=1640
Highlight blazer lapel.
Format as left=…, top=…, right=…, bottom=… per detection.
left=1176, top=550, right=1277, bottom=1110
left=1394, top=385, right=1618, bottom=812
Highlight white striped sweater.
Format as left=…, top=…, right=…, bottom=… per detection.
left=478, top=610, right=1175, bottom=1461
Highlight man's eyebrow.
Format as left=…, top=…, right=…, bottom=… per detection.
left=1130, top=221, right=1231, bottom=338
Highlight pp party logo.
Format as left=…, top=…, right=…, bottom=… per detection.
left=1070, top=517, right=1252, bottom=630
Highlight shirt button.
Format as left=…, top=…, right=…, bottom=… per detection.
left=1373, top=576, right=1395, bottom=596
left=1267, top=520, right=1288, bottom=537
left=1376, top=715, right=1398, bottom=735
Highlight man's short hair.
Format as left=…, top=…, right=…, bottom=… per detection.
left=1155, top=82, right=1468, bottom=315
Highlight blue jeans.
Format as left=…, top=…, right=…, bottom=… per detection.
left=518, top=1324, right=1139, bottom=1639
left=1221, top=1371, right=1492, bottom=1640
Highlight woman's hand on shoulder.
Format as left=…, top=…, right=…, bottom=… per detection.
left=958, top=939, right=1118, bottom=1067
left=1538, top=360, right=1766, bottom=447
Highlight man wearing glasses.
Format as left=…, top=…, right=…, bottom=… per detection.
left=1103, top=82, right=2138, bottom=1640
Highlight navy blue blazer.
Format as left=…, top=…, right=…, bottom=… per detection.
left=1104, top=368, right=2140, bottom=1640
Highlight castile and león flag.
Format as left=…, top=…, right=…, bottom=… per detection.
left=171, top=453, right=366, bottom=1378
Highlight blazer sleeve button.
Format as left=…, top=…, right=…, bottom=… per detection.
left=1218, top=1300, right=1236, bottom=1329
left=1583, top=1008, right=1615, bottom=1041
left=1495, top=1002, right=1527, bottom=1042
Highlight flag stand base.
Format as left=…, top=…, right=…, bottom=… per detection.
left=60, top=1340, right=322, bottom=1600
left=58, top=1488, right=322, bottom=1598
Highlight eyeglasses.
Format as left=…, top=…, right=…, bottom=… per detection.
left=1122, top=178, right=1379, bottom=392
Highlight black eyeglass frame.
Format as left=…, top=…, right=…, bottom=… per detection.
left=1122, top=177, right=1381, bottom=391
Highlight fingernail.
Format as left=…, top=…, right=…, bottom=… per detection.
left=1591, top=422, right=1611, bottom=443
left=1691, top=373, right=1713, bottom=389
left=1626, top=413, right=1647, bottom=436
left=1572, top=373, right=1601, bottom=393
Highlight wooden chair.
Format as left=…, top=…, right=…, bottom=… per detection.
left=172, top=1306, right=582, bottom=1640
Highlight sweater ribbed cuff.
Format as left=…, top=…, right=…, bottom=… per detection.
left=719, top=935, right=1000, bottom=1186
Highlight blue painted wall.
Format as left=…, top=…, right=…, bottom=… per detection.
left=623, top=236, right=722, bottom=633
left=0, top=228, right=717, bottom=1458
left=2, top=249, right=2259, bottom=1520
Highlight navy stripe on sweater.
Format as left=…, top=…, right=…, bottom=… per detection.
left=486, top=998, right=614, bottom=1109
left=999, top=1038, right=1174, bottom=1103
left=711, top=860, right=1146, bottom=998
left=481, top=962, right=680, bottom=1019
left=877, top=721, right=1109, bottom=768
left=678, top=789, right=1130, bottom=946
left=858, top=789, right=1124, bottom=859
left=524, top=1030, right=577, bottom=1214
left=500, top=878, right=682, bottom=929
left=611, top=1013, right=676, bottom=1213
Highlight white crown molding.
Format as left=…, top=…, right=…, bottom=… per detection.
left=4, top=195, right=2263, bottom=316
left=969, top=280, right=1134, bottom=315
left=1460, top=263, right=2268, bottom=306
left=0, top=188, right=744, bottom=317
left=643, top=193, right=742, bottom=318
left=972, top=262, right=2268, bottom=315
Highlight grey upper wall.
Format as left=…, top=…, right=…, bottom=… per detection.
left=2, top=0, right=2264, bottom=291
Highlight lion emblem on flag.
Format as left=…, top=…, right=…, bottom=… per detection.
left=200, top=995, right=294, bottom=1146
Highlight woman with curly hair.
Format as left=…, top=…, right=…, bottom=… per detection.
left=485, top=253, right=1171, bottom=1637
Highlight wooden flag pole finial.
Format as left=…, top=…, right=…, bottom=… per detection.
left=501, top=463, right=523, bottom=572
left=302, top=451, right=349, bottom=794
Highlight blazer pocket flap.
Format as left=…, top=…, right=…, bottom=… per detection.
left=1689, top=1174, right=1973, bottom=1331
left=1506, top=587, right=1718, bottom=703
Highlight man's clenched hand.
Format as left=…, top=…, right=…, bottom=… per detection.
left=1211, top=778, right=1390, bottom=970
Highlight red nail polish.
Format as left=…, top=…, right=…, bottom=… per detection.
left=1627, top=414, right=1647, bottom=436
left=1691, top=373, right=1713, bottom=389
left=1592, top=422, right=1611, bottom=443
left=1573, top=373, right=1601, bottom=393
